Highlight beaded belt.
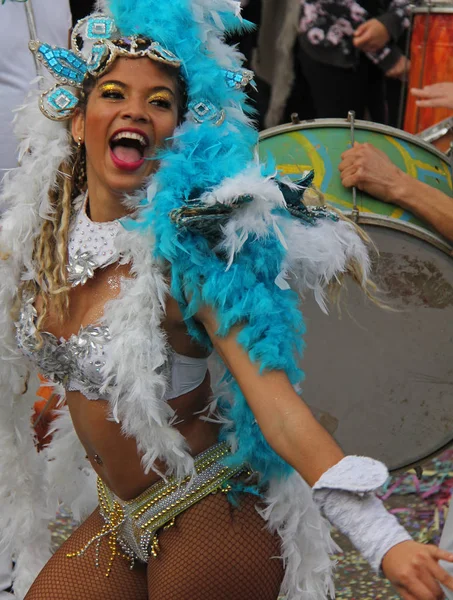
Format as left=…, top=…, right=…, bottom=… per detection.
left=67, top=442, right=247, bottom=574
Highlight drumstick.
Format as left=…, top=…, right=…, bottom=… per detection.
left=450, top=142, right=453, bottom=183
left=348, top=110, right=359, bottom=222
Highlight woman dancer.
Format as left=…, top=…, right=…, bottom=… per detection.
left=0, top=1, right=452, bottom=599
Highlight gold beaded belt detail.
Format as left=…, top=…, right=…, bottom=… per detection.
left=67, top=442, right=247, bottom=575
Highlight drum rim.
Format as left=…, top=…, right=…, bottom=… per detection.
left=412, top=5, right=453, bottom=13
left=347, top=214, right=453, bottom=256
left=259, top=118, right=450, bottom=164
left=390, top=437, right=453, bottom=473
left=419, top=116, right=453, bottom=141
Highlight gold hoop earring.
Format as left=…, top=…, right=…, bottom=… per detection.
left=72, top=136, right=86, bottom=196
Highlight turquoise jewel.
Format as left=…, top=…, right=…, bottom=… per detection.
left=87, top=44, right=108, bottom=72
left=33, top=43, right=87, bottom=86
left=189, top=100, right=225, bottom=126
left=41, top=86, right=79, bottom=120
left=224, top=69, right=254, bottom=90
left=86, top=17, right=115, bottom=40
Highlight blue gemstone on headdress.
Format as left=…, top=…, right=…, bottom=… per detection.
left=223, top=69, right=254, bottom=90
left=48, top=88, right=78, bottom=111
left=87, top=44, right=108, bottom=72
left=33, top=43, right=87, bottom=85
left=86, top=17, right=115, bottom=40
left=189, top=100, right=225, bottom=126
left=41, top=86, right=79, bottom=120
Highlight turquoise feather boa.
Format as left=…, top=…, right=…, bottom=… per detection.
left=107, top=0, right=305, bottom=482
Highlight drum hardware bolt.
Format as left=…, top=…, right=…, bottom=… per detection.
left=291, top=113, right=301, bottom=125
left=348, top=111, right=359, bottom=221
left=414, top=465, right=423, bottom=480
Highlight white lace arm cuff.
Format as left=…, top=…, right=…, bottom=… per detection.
left=313, top=457, right=412, bottom=573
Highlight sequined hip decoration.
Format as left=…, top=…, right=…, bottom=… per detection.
left=66, top=442, right=247, bottom=574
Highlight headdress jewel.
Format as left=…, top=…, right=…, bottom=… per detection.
left=29, top=12, right=253, bottom=122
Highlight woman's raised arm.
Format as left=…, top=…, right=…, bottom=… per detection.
left=198, top=306, right=453, bottom=600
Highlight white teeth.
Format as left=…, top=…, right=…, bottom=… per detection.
left=111, top=131, right=147, bottom=147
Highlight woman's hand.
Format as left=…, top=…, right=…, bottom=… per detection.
left=382, top=541, right=453, bottom=599
left=353, top=19, right=390, bottom=53
left=412, top=82, right=453, bottom=110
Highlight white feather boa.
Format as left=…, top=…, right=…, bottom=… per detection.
left=0, top=93, right=72, bottom=597
left=262, top=474, right=339, bottom=600
left=100, top=228, right=195, bottom=480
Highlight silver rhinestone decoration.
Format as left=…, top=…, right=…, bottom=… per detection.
left=188, top=99, right=226, bottom=126
left=67, top=249, right=96, bottom=286
left=67, top=194, right=122, bottom=287
left=15, top=289, right=113, bottom=399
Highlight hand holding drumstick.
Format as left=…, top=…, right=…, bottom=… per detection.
left=339, top=142, right=453, bottom=242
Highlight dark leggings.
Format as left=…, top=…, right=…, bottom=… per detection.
left=25, top=491, right=284, bottom=600
left=296, top=46, right=387, bottom=123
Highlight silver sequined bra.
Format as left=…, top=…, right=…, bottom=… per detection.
left=15, top=194, right=209, bottom=401
left=16, top=290, right=112, bottom=399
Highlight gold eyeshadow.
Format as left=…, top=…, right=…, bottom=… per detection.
left=99, top=83, right=125, bottom=94
left=148, top=91, right=174, bottom=104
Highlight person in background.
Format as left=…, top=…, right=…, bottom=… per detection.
left=296, top=0, right=411, bottom=122
left=338, top=80, right=453, bottom=242
left=411, top=82, right=453, bottom=110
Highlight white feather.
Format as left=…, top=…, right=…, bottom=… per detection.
left=0, top=93, right=72, bottom=597
left=46, top=409, right=98, bottom=523
left=276, top=217, right=370, bottom=314
left=260, top=473, right=339, bottom=600
left=101, top=228, right=195, bottom=480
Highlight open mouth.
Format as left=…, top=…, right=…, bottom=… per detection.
left=109, top=130, right=150, bottom=172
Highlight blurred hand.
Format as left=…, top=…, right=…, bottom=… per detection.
left=411, top=82, right=453, bottom=109
left=339, top=142, right=404, bottom=203
left=353, top=19, right=390, bottom=52
left=382, top=540, right=453, bottom=600
left=386, top=56, right=411, bottom=80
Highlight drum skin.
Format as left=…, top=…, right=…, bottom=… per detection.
left=404, top=8, right=453, bottom=134
left=259, top=120, right=453, bottom=471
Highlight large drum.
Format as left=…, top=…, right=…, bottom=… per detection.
left=259, top=119, right=453, bottom=472
left=404, top=2, right=453, bottom=134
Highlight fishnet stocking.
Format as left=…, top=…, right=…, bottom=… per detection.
left=25, top=509, right=148, bottom=600
left=25, top=492, right=284, bottom=599
left=147, top=491, right=284, bottom=599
